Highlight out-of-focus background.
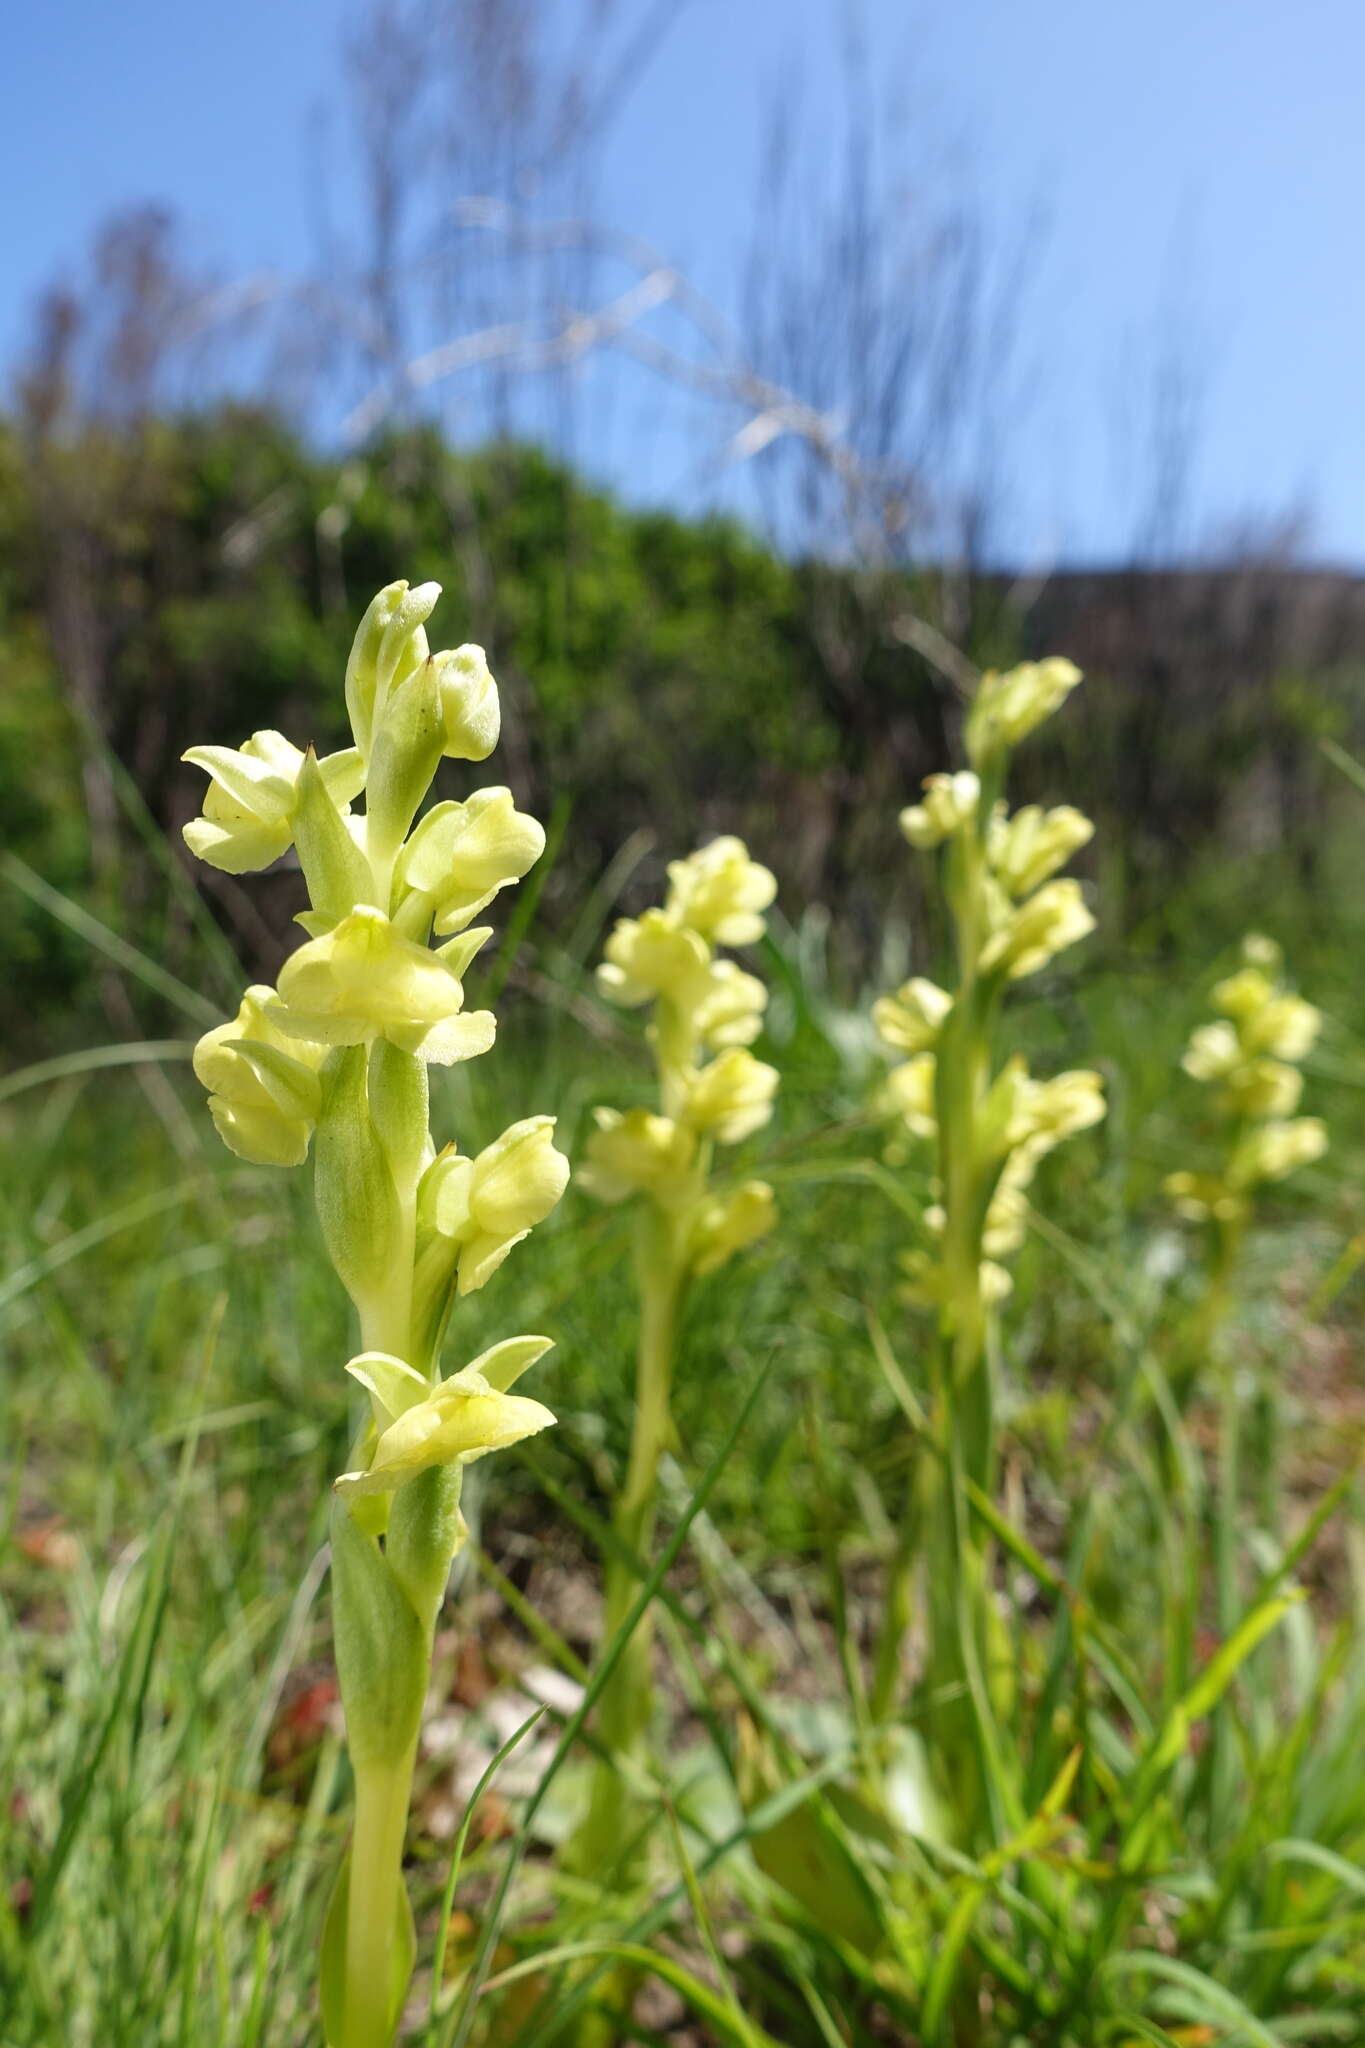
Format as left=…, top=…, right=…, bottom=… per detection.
left=6, top=0, right=1365, bottom=1042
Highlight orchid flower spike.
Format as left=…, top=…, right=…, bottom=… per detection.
left=1165, top=933, right=1326, bottom=1224
left=181, top=581, right=569, bottom=2045
left=588, top=834, right=780, bottom=1274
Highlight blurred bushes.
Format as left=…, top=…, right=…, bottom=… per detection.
left=3, top=405, right=1365, bottom=1050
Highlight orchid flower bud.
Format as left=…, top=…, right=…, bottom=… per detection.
left=973, top=1053, right=1029, bottom=1159
left=979, top=878, right=1095, bottom=980
left=1211, top=965, right=1274, bottom=1020
left=986, top=803, right=1094, bottom=899
left=1241, top=932, right=1282, bottom=972
left=1242, top=994, right=1322, bottom=1062
left=979, top=1259, right=1014, bottom=1304
left=270, top=905, right=496, bottom=1065
left=1204, top=943, right=1319, bottom=1060
left=681, top=1048, right=779, bottom=1145
left=693, top=961, right=769, bottom=1049
left=899, top=771, right=980, bottom=850
left=982, top=1176, right=1030, bottom=1258
left=1163, top=1169, right=1242, bottom=1224
left=1005, top=1069, right=1106, bottom=1155
left=688, top=1179, right=777, bottom=1276
left=363, top=660, right=445, bottom=870
left=1230, top=1116, right=1328, bottom=1188
left=193, top=985, right=326, bottom=1166
left=1217, top=1058, right=1303, bottom=1120
left=597, top=909, right=712, bottom=1009
left=434, top=644, right=501, bottom=761
left=425, top=1116, right=570, bottom=1295
left=872, top=977, right=953, bottom=1055
left=399, top=788, right=545, bottom=935
left=664, top=836, right=777, bottom=946
left=182, top=731, right=364, bottom=875
left=885, top=1053, right=937, bottom=1138
left=1181, top=1021, right=1242, bottom=1082
left=579, top=1107, right=698, bottom=1204
left=344, top=578, right=441, bottom=760
left=965, top=657, right=1081, bottom=763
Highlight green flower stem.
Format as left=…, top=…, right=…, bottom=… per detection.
left=871, top=807, right=997, bottom=1729
left=938, top=1010, right=993, bottom=1489
left=337, top=1469, right=458, bottom=2048
left=331, top=1466, right=460, bottom=2048
left=1203, top=1211, right=1244, bottom=1839
left=608, top=1225, right=682, bottom=1724
left=939, top=806, right=996, bottom=1489
left=1183, top=1213, right=1239, bottom=1398
left=336, top=1072, right=434, bottom=2048
left=574, top=1211, right=684, bottom=1878
left=869, top=1496, right=921, bottom=1729
left=929, top=821, right=1006, bottom=1828
left=343, top=1749, right=419, bottom=2048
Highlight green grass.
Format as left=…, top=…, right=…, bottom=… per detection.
left=3, top=864, right=1365, bottom=2045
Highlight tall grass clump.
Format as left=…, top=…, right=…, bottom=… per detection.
left=181, top=581, right=568, bottom=2047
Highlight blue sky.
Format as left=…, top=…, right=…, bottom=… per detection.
left=4, top=0, right=1363, bottom=565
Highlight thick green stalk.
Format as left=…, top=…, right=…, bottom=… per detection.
left=336, top=1057, right=433, bottom=2048
left=342, top=1750, right=419, bottom=2048
left=939, top=812, right=994, bottom=1492
left=1171, top=1203, right=1240, bottom=1411
left=606, top=1231, right=681, bottom=1738
left=871, top=812, right=994, bottom=1728
left=938, top=1044, right=990, bottom=1465
left=873, top=800, right=1007, bottom=1838
left=930, top=826, right=1005, bottom=1835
